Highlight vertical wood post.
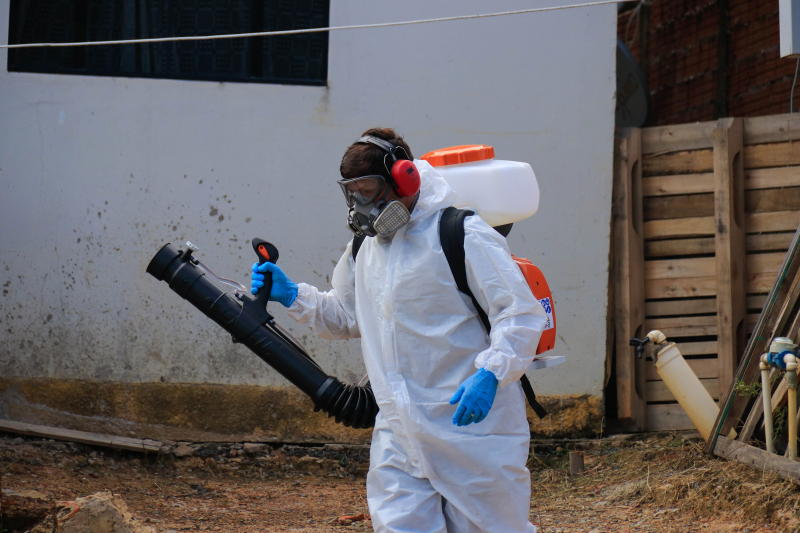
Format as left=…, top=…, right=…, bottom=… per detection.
left=714, top=117, right=746, bottom=397
left=569, top=451, right=585, bottom=476
left=613, top=128, right=647, bottom=430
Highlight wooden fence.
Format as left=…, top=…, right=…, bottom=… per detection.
left=613, top=113, right=800, bottom=431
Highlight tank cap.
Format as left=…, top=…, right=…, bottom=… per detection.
left=421, top=145, right=495, bottom=167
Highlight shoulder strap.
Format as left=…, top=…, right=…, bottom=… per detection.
left=352, top=234, right=366, bottom=262
left=439, top=207, right=548, bottom=420
left=439, top=207, right=491, bottom=333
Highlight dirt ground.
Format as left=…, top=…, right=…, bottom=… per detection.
left=1, top=431, right=799, bottom=533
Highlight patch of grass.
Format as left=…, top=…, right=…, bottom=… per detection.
left=734, top=379, right=761, bottom=397
left=734, top=372, right=785, bottom=398
left=773, top=406, right=788, bottom=442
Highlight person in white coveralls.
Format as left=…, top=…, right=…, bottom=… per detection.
left=251, top=128, right=548, bottom=533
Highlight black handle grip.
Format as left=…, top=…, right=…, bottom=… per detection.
left=252, top=238, right=279, bottom=308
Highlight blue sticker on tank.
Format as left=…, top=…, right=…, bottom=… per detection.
left=538, top=297, right=554, bottom=331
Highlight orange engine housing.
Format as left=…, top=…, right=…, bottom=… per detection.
left=512, top=256, right=556, bottom=354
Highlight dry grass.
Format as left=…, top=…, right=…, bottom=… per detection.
left=2, top=431, right=799, bottom=532
left=527, top=433, right=800, bottom=532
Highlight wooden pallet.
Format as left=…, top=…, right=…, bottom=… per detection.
left=612, top=113, right=800, bottom=431
left=704, top=217, right=800, bottom=483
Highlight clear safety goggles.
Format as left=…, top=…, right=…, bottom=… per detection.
left=338, top=175, right=387, bottom=207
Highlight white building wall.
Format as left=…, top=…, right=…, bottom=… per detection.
left=0, top=1, right=616, bottom=398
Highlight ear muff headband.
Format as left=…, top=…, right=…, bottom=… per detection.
left=354, top=135, right=421, bottom=198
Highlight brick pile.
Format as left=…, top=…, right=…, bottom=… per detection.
left=618, top=0, right=798, bottom=125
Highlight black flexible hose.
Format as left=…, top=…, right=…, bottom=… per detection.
left=146, top=242, right=379, bottom=429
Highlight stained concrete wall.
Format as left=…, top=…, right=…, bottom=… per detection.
left=0, top=1, right=617, bottom=440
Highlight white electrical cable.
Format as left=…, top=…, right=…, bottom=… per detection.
left=1, top=0, right=630, bottom=49
left=623, top=1, right=643, bottom=48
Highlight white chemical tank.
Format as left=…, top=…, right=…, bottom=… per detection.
left=420, top=144, right=539, bottom=227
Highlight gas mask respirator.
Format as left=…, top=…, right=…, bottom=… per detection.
left=339, top=175, right=413, bottom=238
left=338, top=135, right=422, bottom=238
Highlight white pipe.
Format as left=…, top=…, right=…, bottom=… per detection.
left=760, top=354, right=774, bottom=454
left=649, top=331, right=729, bottom=442
left=786, top=354, right=798, bottom=461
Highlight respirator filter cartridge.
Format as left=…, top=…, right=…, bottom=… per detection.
left=373, top=200, right=411, bottom=237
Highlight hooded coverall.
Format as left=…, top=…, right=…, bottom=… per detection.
left=287, top=161, right=547, bottom=533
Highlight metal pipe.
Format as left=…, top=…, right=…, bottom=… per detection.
left=760, top=353, right=774, bottom=454
left=786, top=354, right=798, bottom=461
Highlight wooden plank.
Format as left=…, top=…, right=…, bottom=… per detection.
left=645, top=298, right=716, bottom=316
left=648, top=317, right=719, bottom=330
left=613, top=129, right=647, bottom=429
left=747, top=211, right=800, bottom=234
left=713, top=436, right=800, bottom=485
left=643, top=193, right=713, bottom=221
left=647, top=378, right=720, bottom=402
left=708, top=222, right=800, bottom=450
left=645, top=257, right=715, bottom=280
left=646, top=277, right=716, bottom=299
left=746, top=188, right=800, bottom=214
left=642, top=121, right=716, bottom=154
left=747, top=253, right=786, bottom=275
left=789, top=301, right=800, bottom=344
left=771, top=376, right=790, bottom=409
left=743, top=113, right=800, bottom=145
left=747, top=294, right=768, bottom=310
left=647, top=402, right=718, bottom=432
left=642, top=173, right=714, bottom=197
left=746, top=313, right=760, bottom=334
left=644, top=252, right=786, bottom=281
left=645, top=316, right=717, bottom=337
left=646, top=272, right=782, bottom=299
left=642, top=167, right=800, bottom=197
left=643, top=149, right=714, bottom=176
left=746, top=233, right=795, bottom=253
left=645, top=237, right=715, bottom=257
left=679, top=341, right=719, bottom=356
left=744, top=141, right=800, bottom=170
left=745, top=167, right=800, bottom=190
left=645, top=212, right=800, bottom=240
left=647, top=315, right=717, bottom=337
left=643, top=188, right=800, bottom=222
left=765, top=256, right=800, bottom=345
left=644, top=217, right=715, bottom=240
left=647, top=359, right=719, bottom=380
left=747, top=272, right=780, bottom=294
left=0, top=419, right=162, bottom=453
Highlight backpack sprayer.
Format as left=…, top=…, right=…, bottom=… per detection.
left=146, top=238, right=379, bottom=429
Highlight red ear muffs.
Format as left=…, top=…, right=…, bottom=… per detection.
left=391, top=159, right=420, bottom=197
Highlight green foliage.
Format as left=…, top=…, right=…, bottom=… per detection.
left=734, top=372, right=785, bottom=398
left=773, top=406, right=788, bottom=442
left=734, top=379, right=761, bottom=397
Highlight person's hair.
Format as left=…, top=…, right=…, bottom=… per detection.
left=339, top=127, right=414, bottom=181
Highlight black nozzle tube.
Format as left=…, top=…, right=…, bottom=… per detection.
left=146, top=243, right=378, bottom=428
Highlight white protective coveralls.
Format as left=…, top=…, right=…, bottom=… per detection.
left=287, top=160, right=548, bottom=533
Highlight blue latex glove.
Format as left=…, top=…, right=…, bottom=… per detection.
left=251, top=262, right=299, bottom=308
left=449, top=368, right=498, bottom=426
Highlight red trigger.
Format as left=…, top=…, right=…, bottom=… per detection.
left=258, top=245, right=270, bottom=261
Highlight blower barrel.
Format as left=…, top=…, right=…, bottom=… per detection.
left=146, top=242, right=378, bottom=429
